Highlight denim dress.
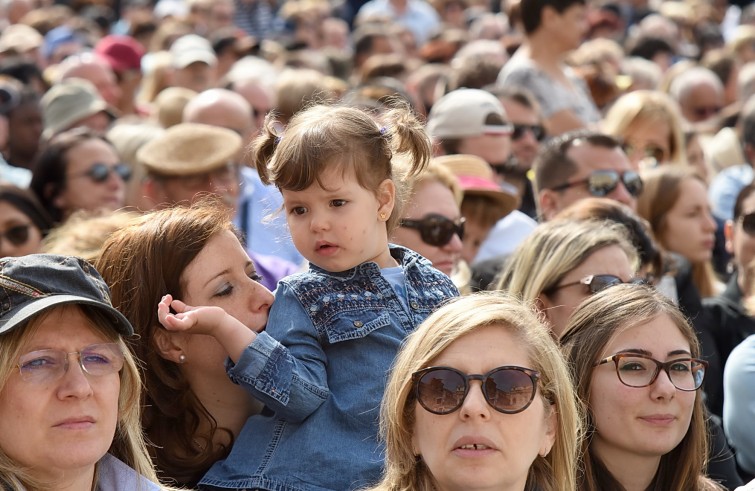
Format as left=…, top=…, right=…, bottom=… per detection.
left=200, top=245, right=459, bottom=491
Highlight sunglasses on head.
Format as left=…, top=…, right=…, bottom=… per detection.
left=0, top=223, right=31, bottom=246
left=739, top=212, right=755, bottom=235
left=70, top=163, right=132, bottom=183
left=511, top=124, right=546, bottom=142
left=547, top=274, right=647, bottom=295
left=399, top=214, right=465, bottom=247
left=550, top=170, right=643, bottom=198
left=413, top=365, right=540, bottom=415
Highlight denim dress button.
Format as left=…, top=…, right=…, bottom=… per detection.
left=410, top=301, right=419, bottom=309
left=353, top=320, right=363, bottom=328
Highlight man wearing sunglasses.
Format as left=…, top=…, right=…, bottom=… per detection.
left=534, top=130, right=640, bottom=221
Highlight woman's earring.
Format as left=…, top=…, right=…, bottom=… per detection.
left=379, top=212, right=387, bottom=220
left=178, top=353, right=186, bottom=364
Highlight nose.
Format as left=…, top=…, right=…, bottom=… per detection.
left=649, top=368, right=677, bottom=400
left=704, top=212, right=717, bottom=233
left=610, top=180, right=635, bottom=207
left=250, top=281, right=274, bottom=312
left=57, top=354, right=94, bottom=399
left=459, top=381, right=491, bottom=420
left=443, top=230, right=464, bottom=253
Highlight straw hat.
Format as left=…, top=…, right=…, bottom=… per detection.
left=434, top=154, right=518, bottom=216
left=137, top=123, right=242, bottom=176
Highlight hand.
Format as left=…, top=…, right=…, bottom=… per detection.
left=157, top=294, right=230, bottom=336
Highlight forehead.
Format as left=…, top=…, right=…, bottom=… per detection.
left=565, top=141, right=630, bottom=176
left=500, top=99, right=538, bottom=124
left=602, top=313, right=690, bottom=356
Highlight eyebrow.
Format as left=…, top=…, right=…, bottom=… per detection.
left=616, top=348, right=692, bottom=357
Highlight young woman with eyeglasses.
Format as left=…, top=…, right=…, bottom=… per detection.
left=363, top=292, right=581, bottom=491
left=0, top=184, right=53, bottom=257
left=30, top=127, right=131, bottom=224
left=560, top=284, right=725, bottom=491
left=496, top=218, right=639, bottom=337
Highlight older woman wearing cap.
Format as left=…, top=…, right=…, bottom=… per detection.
left=0, top=254, right=163, bottom=490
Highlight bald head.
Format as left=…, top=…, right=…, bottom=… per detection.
left=183, top=88, right=254, bottom=143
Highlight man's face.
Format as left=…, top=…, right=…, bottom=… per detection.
left=150, top=164, right=241, bottom=212
left=456, top=133, right=511, bottom=171
left=500, top=99, right=542, bottom=171
left=542, top=141, right=636, bottom=220
left=173, top=62, right=214, bottom=93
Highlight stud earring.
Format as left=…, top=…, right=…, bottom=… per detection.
left=379, top=212, right=387, bottom=220
left=179, top=353, right=186, bottom=364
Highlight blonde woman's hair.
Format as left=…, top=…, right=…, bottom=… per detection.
left=496, top=219, right=639, bottom=302
left=601, top=90, right=688, bottom=166
left=560, top=284, right=722, bottom=491
left=0, top=306, right=160, bottom=490
left=365, top=292, right=581, bottom=491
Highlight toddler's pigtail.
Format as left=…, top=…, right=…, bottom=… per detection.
left=382, top=103, right=431, bottom=178
left=252, top=112, right=284, bottom=185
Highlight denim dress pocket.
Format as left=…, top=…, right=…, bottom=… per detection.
left=323, top=311, right=391, bottom=344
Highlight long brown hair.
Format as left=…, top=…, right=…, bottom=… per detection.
left=560, top=284, right=722, bottom=491
left=95, top=197, right=237, bottom=487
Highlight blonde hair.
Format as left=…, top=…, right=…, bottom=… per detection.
left=496, top=219, right=639, bottom=301
left=254, top=102, right=431, bottom=233
left=365, top=292, right=581, bottom=491
left=0, top=306, right=159, bottom=490
left=601, top=90, right=688, bottom=166
left=42, top=210, right=141, bottom=263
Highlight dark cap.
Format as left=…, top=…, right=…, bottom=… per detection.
left=0, top=254, right=133, bottom=337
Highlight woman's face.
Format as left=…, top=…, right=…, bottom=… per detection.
left=660, top=177, right=717, bottom=264
left=589, top=314, right=697, bottom=470
left=412, top=325, right=556, bottom=491
left=0, top=305, right=120, bottom=484
left=540, top=244, right=635, bottom=338
left=622, top=118, right=671, bottom=169
left=55, top=138, right=126, bottom=218
left=391, top=179, right=463, bottom=277
left=179, top=230, right=273, bottom=381
left=0, top=200, right=43, bottom=257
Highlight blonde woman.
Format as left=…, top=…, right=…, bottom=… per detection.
left=365, top=292, right=580, bottom=491
left=602, top=90, right=688, bottom=170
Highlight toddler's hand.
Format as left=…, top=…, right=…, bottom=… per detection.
left=158, top=294, right=229, bottom=336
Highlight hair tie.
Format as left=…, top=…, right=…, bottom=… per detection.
left=274, top=135, right=282, bottom=145
left=379, top=126, right=387, bottom=135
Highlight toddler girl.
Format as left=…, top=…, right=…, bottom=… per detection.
left=158, top=103, right=459, bottom=490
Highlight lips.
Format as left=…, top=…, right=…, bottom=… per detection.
left=54, top=416, right=95, bottom=429
left=638, top=414, right=676, bottom=425
left=452, top=436, right=498, bottom=452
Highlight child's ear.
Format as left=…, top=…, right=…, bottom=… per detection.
left=377, top=178, right=396, bottom=217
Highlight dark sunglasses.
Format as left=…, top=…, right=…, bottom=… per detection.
left=547, top=274, right=647, bottom=295
left=739, top=212, right=755, bottom=235
left=413, top=366, right=540, bottom=415
left=70, top=163, right=132, bottom=183
left=511, top=124, right=546, bottom=142
left=399, top=214, right=465, bottom=247
left=0, top=223, right=31, bottom=246
left=550, top=170, right=643, bottom=198
left=692, top=105, right=721, bottom=119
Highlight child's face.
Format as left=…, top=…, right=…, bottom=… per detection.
left=281, top=165, right=396, bottom=272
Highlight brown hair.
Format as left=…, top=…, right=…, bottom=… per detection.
left=253, top=102, right=431, bottom=233
left=95, top=197, right=237, bottom=486
left=635, top=166, right=718, bottom=297
left=560, top=284, right=721, bottom=491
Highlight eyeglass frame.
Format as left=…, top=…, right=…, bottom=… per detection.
left=68, top=162, right=133, bottom=183
left=548, top=169, right=643, bottom=198
left=412, top=365, right=541, bottom=415
left=546, top=274, right=648, bottom=295
left=399, top=214, right=465, bottom=247
left=16, top=342, right=126, bottom=383
left=594, top=352, right=708, bottom=391
left=511, top=123, right=546, bottom=142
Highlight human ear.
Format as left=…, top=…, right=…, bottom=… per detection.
left=724, top=219, right=734, bottom=255
left=538, top=190, right=559, bottom=221
left=539, top=403, right=557, bottom=457
left=377, top=178, right=396, bottom=218
left=152, top=327, right=188, bottom=364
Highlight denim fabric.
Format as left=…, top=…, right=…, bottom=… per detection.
left=199, top=245, right=458, bottom=491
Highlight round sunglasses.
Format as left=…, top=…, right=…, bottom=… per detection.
left=412, top=365, right=540, bottom=415
left=399, top=214, right=465, bottom=247
left=69, top=163, right=132, bottom=183
left=549, top=170, right=643, bottom=198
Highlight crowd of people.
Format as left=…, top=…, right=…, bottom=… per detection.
left=0, top=0, right=755, bottom=488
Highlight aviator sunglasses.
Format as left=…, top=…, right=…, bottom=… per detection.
left=547, top=274, right=647, bottom=295
left=511, top=124, right=546, bottom=142
left=549, top=170, right=643, bottom=198
left=413, top=365, right=540, bottom=415
left=69, top=163, right=132, bottom=183
left=399, top=214, right=465, bottom=247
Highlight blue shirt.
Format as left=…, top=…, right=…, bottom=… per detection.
left=199, top=245, right=458, bottom=491
left=724, top=334, right=755, bottom=476
left=709, top=164, right=753, bottom=221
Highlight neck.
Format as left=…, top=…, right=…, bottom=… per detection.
left=190, top=373, right=262, bottom=440
left=30, top=465, right=95, bottom=491
left=737, top=267, right=750, bottom=296
left=593, top=440, right=660, bottom=491
left=525, top=35, right=567, bottom=68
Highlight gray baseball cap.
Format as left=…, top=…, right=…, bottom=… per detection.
left=0, top=254, right=133, bottom=336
